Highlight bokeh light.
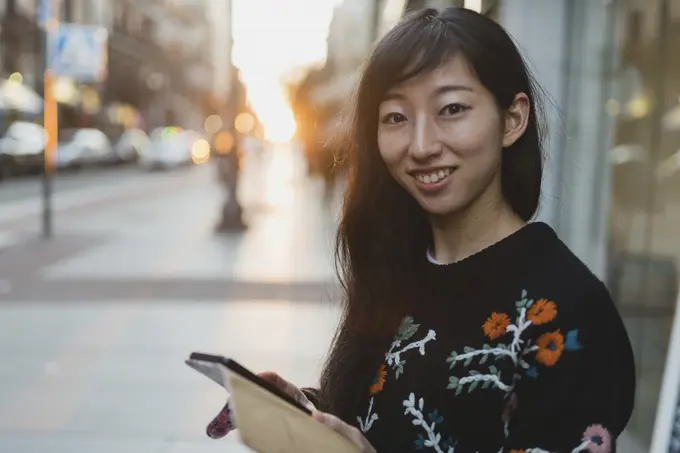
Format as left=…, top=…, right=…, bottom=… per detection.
left=204, top=115, right=224, bottom=134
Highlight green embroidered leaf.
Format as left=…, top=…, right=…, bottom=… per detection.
left=396, top=362, right=404, bottom=379
left=463, top=346, right=474, bottom=354
left=468, top=381, right=479, bottom=393
left=455, top=385, right=463, bottom=396
left=521, top=289, right=528, bottom=298
left=446, top=351, right=458, bottom=366
left=515, top=300, right=526, bottom=308
left=396, top=317, right=420, bottom=341
left=489, top=365, right=499, bottom=375
left=447, top=376, right=459, bottom=389
left=526, top=299, right=534, bottom=308
left=498, top=344, right=508, bottom=350
left=483, top=344, right=491, bottom=350
left=480, top=355, right=488, bottom=365
left=464, top=357, right=473, bottom=367
left=469, top=370, right=480, bottom=376
left=482, top=380, right=492, bottom=389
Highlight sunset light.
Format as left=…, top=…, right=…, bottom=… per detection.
left=232, top=0, right=342, bottom=142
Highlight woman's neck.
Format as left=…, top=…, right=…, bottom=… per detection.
left=429, top=194, right=526, bottom=265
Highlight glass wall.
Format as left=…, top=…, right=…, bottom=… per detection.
left=603, top=0, right=680, bottom=449
left=499, top=0, right=680, bottom=449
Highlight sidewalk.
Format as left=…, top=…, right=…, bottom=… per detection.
left=0, top=144, right=345, bottom=453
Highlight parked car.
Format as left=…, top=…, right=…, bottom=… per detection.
left=113, top=128, right=149, bottom=164
left=140, top=127, right=196, bottom=170
left=0, top=121, right=47, bottom=180
left=57, top=128, right=114, bottom=169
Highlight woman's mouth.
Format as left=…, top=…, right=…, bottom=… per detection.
left=412, top=167, right=456, bottom=191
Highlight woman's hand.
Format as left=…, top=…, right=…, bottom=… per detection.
left=257, top=371, right=316, bottom=411
left=312, top=410, right=377, bottom=453
left=206, top=371, right=315, bottom=439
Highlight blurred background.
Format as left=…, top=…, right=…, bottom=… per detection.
left=0, top=0, right=678, bottom=452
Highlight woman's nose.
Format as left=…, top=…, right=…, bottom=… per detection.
left=409, top=118, right=443, bottom=160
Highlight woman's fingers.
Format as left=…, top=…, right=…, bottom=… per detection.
left=256, top=371, right=315, bottom=409
left=206, top=371, right=316, bottom=441
left=206, top=400, right=236, bottom=439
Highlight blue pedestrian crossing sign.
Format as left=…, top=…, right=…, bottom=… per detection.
left=48, top=24, right=108, bottom=82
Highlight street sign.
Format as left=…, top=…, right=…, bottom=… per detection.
left=47, top=24, right=108, bottom=82
left=38, top=0, right=62, bottom=29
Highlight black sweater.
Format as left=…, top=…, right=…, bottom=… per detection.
left=306, top=222, right=636, bottom=453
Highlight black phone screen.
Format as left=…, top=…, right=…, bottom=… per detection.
left=186, top=352, right=312, bottom=416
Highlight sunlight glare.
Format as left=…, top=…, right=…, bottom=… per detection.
left=232, top=0, right=342, bottom=142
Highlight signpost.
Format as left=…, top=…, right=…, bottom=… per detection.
left=38, top=0, right=108, bottom=238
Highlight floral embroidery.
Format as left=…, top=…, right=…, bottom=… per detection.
left=483, top=313, right=512, bottom=340
left=513, top=424, right=612, bottom=453
left=404, top=393, right=457, bottom=453
left=581, top=424, right=612, bottom=453
left=535, top=330, right=565, bottom=366
left=369, top=364, right=387, bottom=395
left=358, top=316, right=437, bottom=433
left=387, top=317, right=437, bottom=378
left=527, top=299, right=557, bottom=325
left=358, top=397, right=379, bottom=433
left=446, top=289, right=583, bottom=397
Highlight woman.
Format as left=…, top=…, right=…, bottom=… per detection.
left=207, top=7, right=636, bottom=453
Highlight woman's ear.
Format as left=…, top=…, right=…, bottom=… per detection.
left=502, top=93, right=530, bottom=148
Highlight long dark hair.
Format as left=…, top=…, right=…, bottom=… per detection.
left=319, top=7, right=547, bottom=421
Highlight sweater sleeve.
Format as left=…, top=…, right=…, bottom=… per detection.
left=503, top=283, right=636, bottom=453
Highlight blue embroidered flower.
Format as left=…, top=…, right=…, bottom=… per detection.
left=414, top=433, right=426, bottom=450
left=564, top=329, right=583, bottom=351
left=526, top=366, right=539, bottom=378
left=428, top=409, right=444, bottom=425
left=441, top=436, right=457, bottom=451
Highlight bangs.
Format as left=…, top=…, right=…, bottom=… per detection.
left=364, top=9, right=459, bottom=98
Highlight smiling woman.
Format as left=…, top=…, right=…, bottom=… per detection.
left=202, top=6, right=638, bottom=453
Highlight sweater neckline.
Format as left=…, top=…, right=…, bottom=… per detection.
left=425, top=221, right=555, bottom=271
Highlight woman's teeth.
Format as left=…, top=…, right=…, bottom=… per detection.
left=416, top=168, right=452, bottom=184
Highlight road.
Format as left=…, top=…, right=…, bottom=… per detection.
left=0, top=145, right=343, bottom=452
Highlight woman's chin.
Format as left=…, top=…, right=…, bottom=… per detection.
left=417, top=199, right=461, bottom=218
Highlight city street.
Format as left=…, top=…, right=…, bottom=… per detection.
left=0, top=145, right=343, bottom=452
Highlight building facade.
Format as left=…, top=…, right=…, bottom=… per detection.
left=0, top=0, right=222, bottom=136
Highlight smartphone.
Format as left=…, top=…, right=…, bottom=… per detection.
left=186, top=352, right=360, bottom=453
left=185, top=352, right=312, bottom=415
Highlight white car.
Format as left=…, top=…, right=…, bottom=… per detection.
left=57, top=128, right=114, bottom=169
left=140, top=127, right=197, bottom=169
left=0, top=122, right=47, bottom=178
left=113, top=128, right=150, bottom=164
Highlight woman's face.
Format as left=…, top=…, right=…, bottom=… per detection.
left=377, top=55, right=529, bottom=218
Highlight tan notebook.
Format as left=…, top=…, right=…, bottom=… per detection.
left=226, top=369, right=362, bottom=453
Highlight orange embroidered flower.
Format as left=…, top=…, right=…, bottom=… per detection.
left=369, top=364, right=387, bottom=395
left=536, top=330, right=565, bottom=366
left=482, top=312, right=511, bottom=340
left=527, top=299, right=557, bottom=325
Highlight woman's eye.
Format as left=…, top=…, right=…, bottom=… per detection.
left=440, top=103, right=468, bottom=116
left=381, top=113, right=407, bottom=124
